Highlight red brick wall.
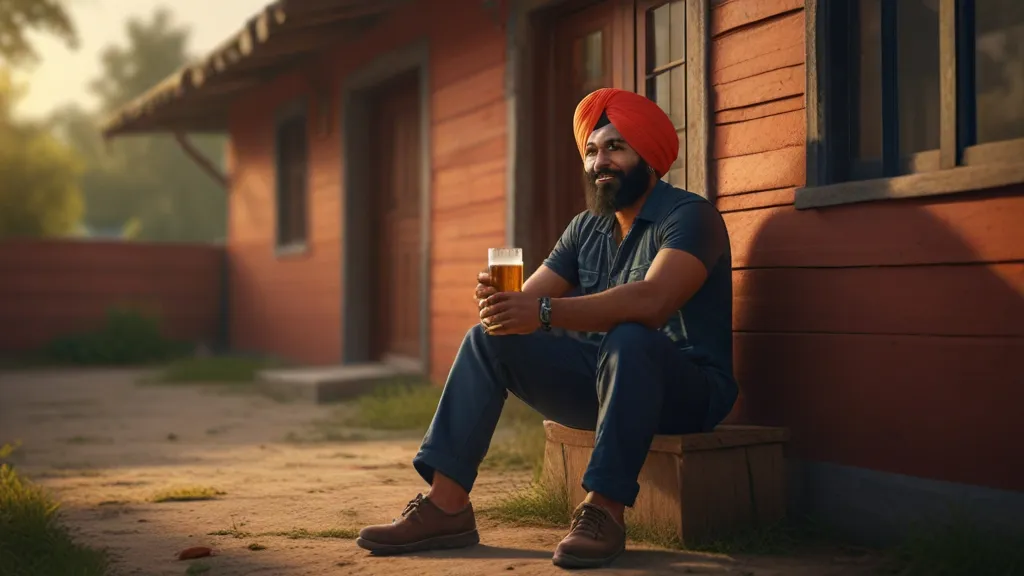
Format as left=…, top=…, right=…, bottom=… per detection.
left=711, top=0, right=1024, bottom=492
left=0, top=240, right=223, bottom=352
left=225, top=0, right=507, bottom=373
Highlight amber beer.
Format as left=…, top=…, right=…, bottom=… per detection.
left=488, top=248, right=524, bottom=292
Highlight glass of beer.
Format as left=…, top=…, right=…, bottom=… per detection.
left=488, top=248, right=524, bottom=292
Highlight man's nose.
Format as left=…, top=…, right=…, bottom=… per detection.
left=593, top=149, right=613, bottom=172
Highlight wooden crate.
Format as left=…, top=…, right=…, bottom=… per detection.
left=541, top=420, right=790, bottom=544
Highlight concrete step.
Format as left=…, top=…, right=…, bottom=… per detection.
left=256, top=362, right=421, bottom=403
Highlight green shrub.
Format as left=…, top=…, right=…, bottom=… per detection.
left=44, top=307, right=191, bottom=365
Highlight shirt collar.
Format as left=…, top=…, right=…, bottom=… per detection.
left=595, top=179, right=674, bottom=235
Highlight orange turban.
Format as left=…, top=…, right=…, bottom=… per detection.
left=573, top=88, right=679, bottom=177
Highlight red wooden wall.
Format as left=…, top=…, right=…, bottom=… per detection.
left=710, top=0, right=1024, bottom=493
left=0, top=240, right=223, bottom=352
left=225, top=0, right=506, bottom=377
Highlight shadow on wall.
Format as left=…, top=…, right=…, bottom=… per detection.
left=728, top=183, right=1024, bottom=543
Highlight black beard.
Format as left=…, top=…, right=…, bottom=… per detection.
left=583, top=160, right=652, bottom=217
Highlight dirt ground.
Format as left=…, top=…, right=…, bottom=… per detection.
left=0, top=368, right=884, bottom=576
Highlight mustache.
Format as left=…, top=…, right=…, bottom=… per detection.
left=588, top=169, right=625, bottom=183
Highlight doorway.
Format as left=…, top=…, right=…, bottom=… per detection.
left=526, top=0, right=632, bottom=272
left=341, top=43, right=430, bottom=370
left=367, top=71, right=423, bottom=363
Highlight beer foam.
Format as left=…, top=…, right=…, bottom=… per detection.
left=488, top=247, right=523, bottom=266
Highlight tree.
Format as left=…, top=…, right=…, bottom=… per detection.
left=0, top=70, right=83, bottom=238
left=53, top=8, right=227, bottom=243
left=0, top=0, right=78, bottom=66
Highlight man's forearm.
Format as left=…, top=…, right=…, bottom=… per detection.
left=548, top=281, right=665, bottom=333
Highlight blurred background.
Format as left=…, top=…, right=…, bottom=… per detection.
left=1, top=0, right=266, bottom=244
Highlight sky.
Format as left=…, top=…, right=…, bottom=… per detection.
left=13, top=0, right=269, bottom=119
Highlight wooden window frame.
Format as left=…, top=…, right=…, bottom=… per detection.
left=512, top=0, right=711, bottom=270
left=273, top=98, right=310, bottom=256
left=635, top=0, right=710, bottom=198
left=800, top=0, right=1024, bottom=210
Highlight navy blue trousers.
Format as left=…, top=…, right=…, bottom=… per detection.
left=412, top=322, right=714, bottom=507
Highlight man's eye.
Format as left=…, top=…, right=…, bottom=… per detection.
left=585, top=149, right=597, bottom=156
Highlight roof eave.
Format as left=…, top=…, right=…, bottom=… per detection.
left=102, top=0, right=407, bottom=138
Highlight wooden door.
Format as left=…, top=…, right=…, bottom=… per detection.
left=368, top=71, right=422, bottom=362
left=529, top=1, right=631, bottom=273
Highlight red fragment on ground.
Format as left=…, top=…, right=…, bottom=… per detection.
left=177, top=546, right=213, bottom=560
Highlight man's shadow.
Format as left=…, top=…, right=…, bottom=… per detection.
left=723, top=183, right=1024, bottom=538
left=397, top=542, right=738, bottom=570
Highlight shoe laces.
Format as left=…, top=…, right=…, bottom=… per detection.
left=569, top=503, right=608, bottom=540
left=395, top=494, right=425, bottom=523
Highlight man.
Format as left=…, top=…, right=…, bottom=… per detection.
left=357, top=88, right=737, bottom=568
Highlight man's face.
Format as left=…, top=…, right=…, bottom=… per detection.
left=582, top=123, right=651, bottom=217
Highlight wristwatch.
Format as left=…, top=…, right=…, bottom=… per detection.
left=538, top=297, right=552, bottom=332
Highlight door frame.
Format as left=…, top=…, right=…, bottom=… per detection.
left=506, top=0, right=711, bottom=269
left=340, top=38, right=432, bottom=373
left=507, top=0, right=637, bottom=271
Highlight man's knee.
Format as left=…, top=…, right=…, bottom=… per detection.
left=600, top=322, right=660, bottom=353
left=464, top=323, right=516, bottom=363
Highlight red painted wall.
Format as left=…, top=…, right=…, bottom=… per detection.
left=0, top=240, right=223, bottom=352
left=224, top=0, right=507, bottom=376
left=711, top=0, right=1024, bottom=493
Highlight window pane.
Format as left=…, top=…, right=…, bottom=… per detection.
left=581, top=30, right=603, bottom=82
left=897, top=0, right=941, bottom=155
left=647, top=1, right=684, bottom=72
left=648, top=3, right=671, bottom=69
left=670, top=1, right=685, bottom=64
left=646, top=65, right=685, bottom=128
left=854, top=0, right=883, bottom=163
left=974, top=0, right=1024, bottom=144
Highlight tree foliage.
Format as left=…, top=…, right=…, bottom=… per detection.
left=0, top=0, right=78, bottom=66
left=0, top=69, right=83, bottom=239
left=51, top=8, right=227, bottom=243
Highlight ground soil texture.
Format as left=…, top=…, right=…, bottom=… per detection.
left=0, top=368, right=885, bottom=575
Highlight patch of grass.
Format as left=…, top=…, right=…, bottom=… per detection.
left=480, top=419, right=547, bottom=478
left=152, top=355, right=286, bottom=384
left=151, top=486, right=225, bottom=503
left=247, top=542, right=266, bottom=551
left=481, top=483, right=572, bottom=528
left=184, top=562, right=211, bottom=575
left=66, top=435, right=113, bottom=445
left=482, top=479, right=820, bottom=555
left=343, top=378, right=442, bottom=430
left=0, top=443, right=110, bottom=576
left=881, top=513, right=1024, bottom=576
left=209, top=526, right=358, bottom=540
left=338, top=381, right=547, bottom=473
left=273, top=527, right=359, bottom=539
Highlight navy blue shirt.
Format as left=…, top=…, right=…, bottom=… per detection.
left=542, top=180, right=737, bottom=429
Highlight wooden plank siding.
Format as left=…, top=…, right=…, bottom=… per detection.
left=711, top=0, right=1024, bottom=492
left=225, top=0, right=506, bottom=375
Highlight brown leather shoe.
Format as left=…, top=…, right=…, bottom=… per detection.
left=552, top=502, right=626, bottom=568
left=356, top=494, right=480, bottom=555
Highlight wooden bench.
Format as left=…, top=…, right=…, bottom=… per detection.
left=541, top=421, right=790, bottom=544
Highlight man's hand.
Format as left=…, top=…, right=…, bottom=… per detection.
left=479, top=291, right=541, bottom=335
left=475, top=270, right=497, bottom=304
left=474, top=271, right=499, bottom=332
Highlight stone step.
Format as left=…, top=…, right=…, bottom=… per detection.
left=256, top=362, right=421, bottom=403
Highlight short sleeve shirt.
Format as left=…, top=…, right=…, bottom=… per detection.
left=542, top=180, right=737, bottom=427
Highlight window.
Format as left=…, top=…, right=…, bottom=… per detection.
left=274, top=103, right=308, bottom=251
left=805, top=0, right=1024, bottom=201
left=636, top=0, right=691, bottom=190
